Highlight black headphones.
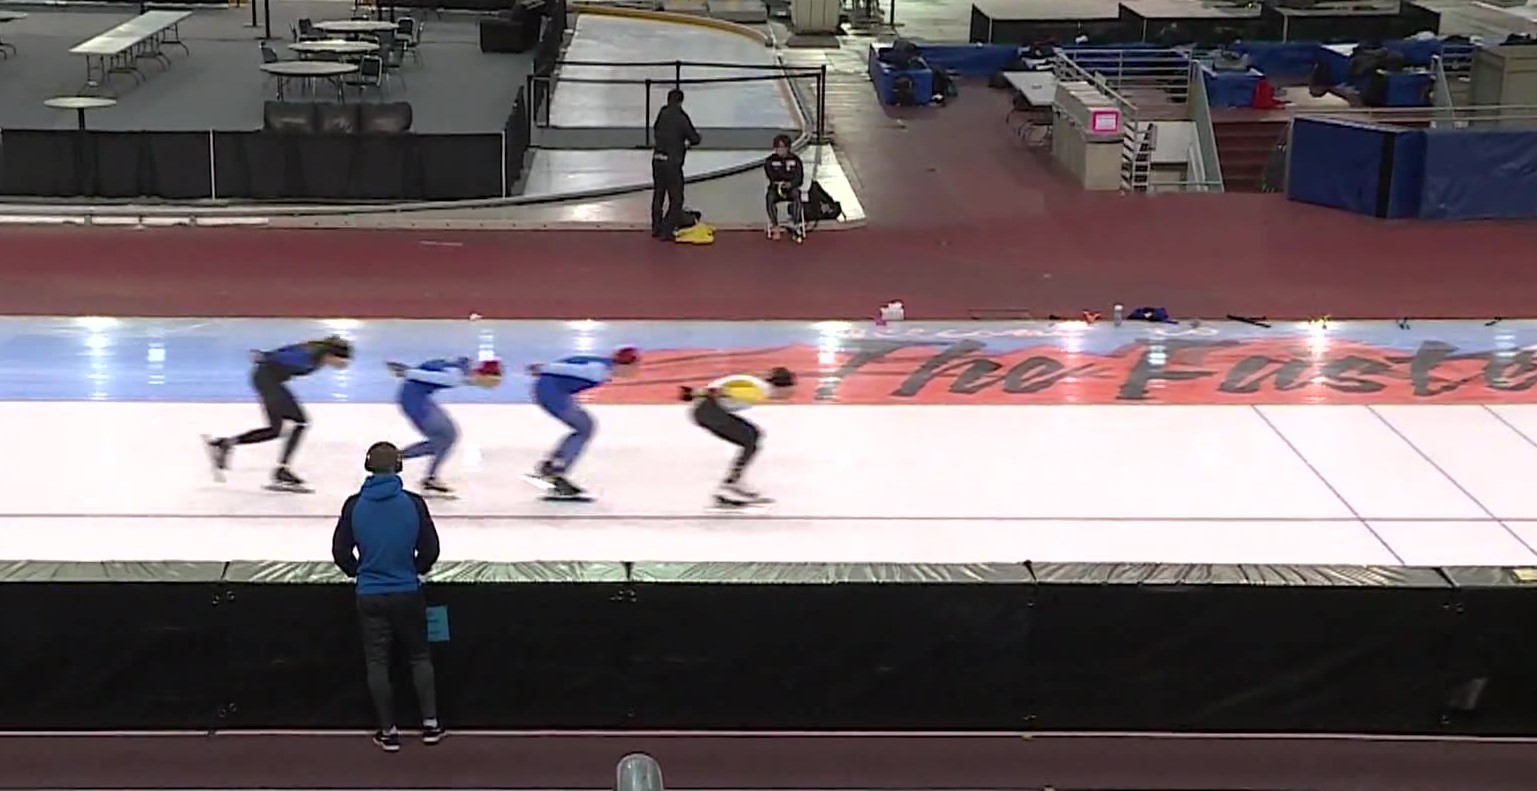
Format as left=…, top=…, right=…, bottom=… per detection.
left=364, top=442, right=404, bottom=474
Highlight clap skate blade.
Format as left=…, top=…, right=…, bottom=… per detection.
left=525, top=473, right=592, bottom=502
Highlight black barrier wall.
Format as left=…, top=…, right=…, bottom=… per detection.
left=0, top=101, right=527, bottom=202
left=6, top=561, right=1537, bottom=734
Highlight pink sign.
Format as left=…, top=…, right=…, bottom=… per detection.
left=1090, top=108, right=1121, bottom=134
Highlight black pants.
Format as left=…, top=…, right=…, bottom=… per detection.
left=651, top=156, right=685, bottom=236
left=766, top=184, right=804, bottom=228
left=358, top=591, right=438, bottom=731
left=231, top=363, right=307, bottom=464
left=692, top=396, right=760, bottom=484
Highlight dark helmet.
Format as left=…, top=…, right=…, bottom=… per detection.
left=321, top=335, right=354, bottom=359
left=767, top=367, right=795, bottom=388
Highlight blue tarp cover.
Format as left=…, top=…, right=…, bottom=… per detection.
left=1419, top=129, right=1537, bottom=220
left=1286, top=117, right=1392, bottom=216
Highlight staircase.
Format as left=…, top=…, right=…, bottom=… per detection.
left=1212, top=119, right=1287, bottom=192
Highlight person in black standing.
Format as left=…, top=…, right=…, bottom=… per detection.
left=651, top=88, right=701, bottom=239
left=332, top=441, right=444, bottom=753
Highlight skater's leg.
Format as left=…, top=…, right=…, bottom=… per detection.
left=551, top=404, right=594, bottom=472
left=692, top=398, right=761, bottom=484
left=275, top=395, right=308, bottom=466
left=228, top=367, right=291, bottom=446
left=403, top=404, right=456, bottom=475
left=724, top=418, right=760, bottom=484
left=535, top=379, right=595, bottom=474
left=401, top=407, right=435, bottom=459
left=424, top=415, right=458, bottom=479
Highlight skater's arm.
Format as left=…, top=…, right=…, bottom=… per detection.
left=788, top=154, right=805, bottom=189
left=401, top=366, right=465, bottom=388
left=541, top=357, right=610, bottom=383
left=410, top=493, right=441, bottom=575
left=331, top=495, right=361, bottom=577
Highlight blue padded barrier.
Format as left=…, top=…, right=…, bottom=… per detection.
left=1418, top=129, right=1537, bottom=220
left=1199, top=61, right=1261, bottom=108
left=1386, top=129, right=1426, bottom=220
left=868, top=45, right=934, bottom=106
left=1231, top=41, right=1321, bottom=81
left=916, top=44, right=1021, bottom=76
left=1286, top=117, right=1392, bottom=217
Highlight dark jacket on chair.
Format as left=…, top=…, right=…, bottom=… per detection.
left=332, top=474, right=440, bottom=595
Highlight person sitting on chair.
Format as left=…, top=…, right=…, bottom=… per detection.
left=763, top=134, right=805, bottom=242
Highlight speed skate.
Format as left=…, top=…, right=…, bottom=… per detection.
left=522, top=474, right=595, bottom=503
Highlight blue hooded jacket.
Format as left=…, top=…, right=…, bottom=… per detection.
left=331, top=474, right=441, bottom=595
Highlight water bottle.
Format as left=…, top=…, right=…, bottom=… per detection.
left=1112, top=303, right=1124, bottom=327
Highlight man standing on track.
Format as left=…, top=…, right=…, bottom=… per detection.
left=331, top=442, right=445, bottom=753
left=650, top=88, right=701, bottom=240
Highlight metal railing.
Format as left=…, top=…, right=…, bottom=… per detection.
left=1051, top=48, right=1197, bottom=192
left=1055, top=47, right=1193, bottom=105
left=527, top=59, right=827, bottom=148
left=1430, top=54, right=1461, bottom=129
left=1050, top=52, right=1142, bottom=191
left=1292, top=103, right=1537, bottom=127
left=1185, top=59, right=1225, bottom=193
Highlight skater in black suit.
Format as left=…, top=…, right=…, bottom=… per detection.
left=205, top=335, right=353, bottom=491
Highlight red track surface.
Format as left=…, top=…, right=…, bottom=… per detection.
left=3, top=733, right=1534, bottom=791
left=1, top=85, right=1534, bottom=320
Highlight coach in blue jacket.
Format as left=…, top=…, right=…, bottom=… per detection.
left=332, top=441, right=444, bottom=753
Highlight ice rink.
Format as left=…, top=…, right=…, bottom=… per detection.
left=5, top=401, right=1537, bottom=568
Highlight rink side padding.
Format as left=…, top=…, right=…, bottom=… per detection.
left=4, top=560, right=1537, bottom=734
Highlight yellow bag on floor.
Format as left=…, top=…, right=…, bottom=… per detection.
left=673, top=222, right=715, bottom=245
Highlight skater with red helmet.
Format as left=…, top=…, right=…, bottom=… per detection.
left=524, top=346, right=640, bottom=500
left=386, top=356, right=505, bottom=498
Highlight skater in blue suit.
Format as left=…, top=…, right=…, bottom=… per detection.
left=525, top=346, right=640, bottom=498
left=388, top=356, right=504, bottom=498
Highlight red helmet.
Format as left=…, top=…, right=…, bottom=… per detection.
left=612, top=346, right=640, bottom=366
left=474, top=359, right=503, bottom=377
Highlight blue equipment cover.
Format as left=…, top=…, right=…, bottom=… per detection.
left=1286, top=117, right=1389, bottom=216
left=1419, top=129, right=1537, bottom=220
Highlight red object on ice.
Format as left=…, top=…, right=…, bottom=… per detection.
left=475, top=359, right=503, bottom=377
left=612, top=346, right=640, bottom=365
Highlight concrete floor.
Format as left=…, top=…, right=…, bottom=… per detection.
left=0, top=2, right=529, bottom=132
